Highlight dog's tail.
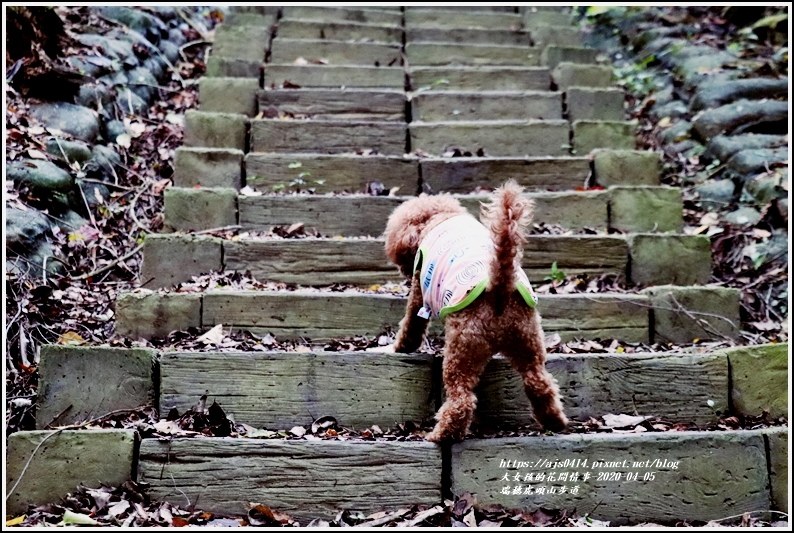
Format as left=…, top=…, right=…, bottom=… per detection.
left=481, top=180, right=533, bottom=312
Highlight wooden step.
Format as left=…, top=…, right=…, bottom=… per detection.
left=117, top=290, right=650, bottom=342
left=136, top=430, right=779, bottom=524
left=406, top=43, right=541, bottom=66
left=419, top=156, right=589, bottom=192
left=243, top=154, right=590, bottom=194
left=245, top=153, right=418, bottom=194
left=409, top=66, right=551, bottom=91
left=236, top=192, right=608, bottom=235
left=264, top=64, right=405, bottom=89
left=117, top=285, right=740, bottom=343
left=226, top=235, right=628, bottom=285
left=143, top=230, right=712, bottom=290
left=257, top=88, right=406, bottom=121
left=404, top=9, right=523, bottom=30
left=144, top=234, right=628, bottom=287
left=165, top=186, right=684, bottom=236
left=280, top=6, right=403, bottom=26
left=405, top=6, right=519, bottom=13
left=270, top=38, right=402, bottom=67
left=453, top=430, right=774, bottom=525
left=410, top=90, right=562, bottom=121
left=408, top=120, right=570, bottom=157
left=158, top=350, right=728, bottom=430
left=406, top=27, right=530, bottom=46
left=250, top=119, right=407, bottom=154
left=276, top=19, right=402, bottom=44
left=139, top=438, right=442, bottom=521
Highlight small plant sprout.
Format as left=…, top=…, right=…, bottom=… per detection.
left=545, top=262, right=566, bottom=283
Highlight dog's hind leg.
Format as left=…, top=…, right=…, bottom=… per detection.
left=502, top=312, right=568, bottom=432
left=426, top=319, right=492, bottom=442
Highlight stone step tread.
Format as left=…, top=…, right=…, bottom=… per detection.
left=158, top=349, right=729, bottom=430
left=136, top=429, right=781, bottom=523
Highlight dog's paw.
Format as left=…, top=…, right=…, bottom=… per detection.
left=424, top=428, right=445, bottom=443
left=366, top=343, right=396, bottom=353
left=424, top=426, right=465, bottom=443
left=542, top=413, right=569, bottom=433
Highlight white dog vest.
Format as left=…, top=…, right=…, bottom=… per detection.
left=413, top=214, right=537, bottom=320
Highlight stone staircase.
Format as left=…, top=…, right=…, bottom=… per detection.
left=8, top=6, right=787, bottom=525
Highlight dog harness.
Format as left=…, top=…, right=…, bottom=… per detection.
left=413, top=214, right=537, bottom=321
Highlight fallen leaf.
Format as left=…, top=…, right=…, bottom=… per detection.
left=57, top=331, right=85, bottom=345
left=107, top=500, right=130, bottom=517
left=6, top=516, right=26, bottom=527
left=116, top=133, right=132, bottom=148
left=198, top=324, right=225, bottom=345
left=602, top=413, right=653, bottom=428
left=289, top=426, right=307, bottom=437
left=311, top=415, right=337, bottom=434
left=545, top=333, right=562, bottom=349
left=165, top=113, right=184, bottom=126
left=27, top=149, right=47, bottom=159
left=403, top=506, right=444, bottom=527
left=700, top=212, right=719, bottom=226
left=60, top=510, right=98, bottom=526
left=286, top=222, right=304, bottom=236
left=153, top=420, right=183, bottom=434
left=124, top=120, right=146, bottom=137
left=239, top=185, right=262, bottom=196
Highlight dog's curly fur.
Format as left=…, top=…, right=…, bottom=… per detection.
left=383, top=180, right=568, bottom=442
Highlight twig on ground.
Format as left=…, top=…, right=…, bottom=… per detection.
left=71, top=244, right=144, bottom=281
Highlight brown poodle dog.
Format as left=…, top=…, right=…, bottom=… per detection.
left=380, top=180, right=568, bottom=442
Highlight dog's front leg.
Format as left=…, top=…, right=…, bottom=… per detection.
left=393, top=270, right=429, bottom=353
